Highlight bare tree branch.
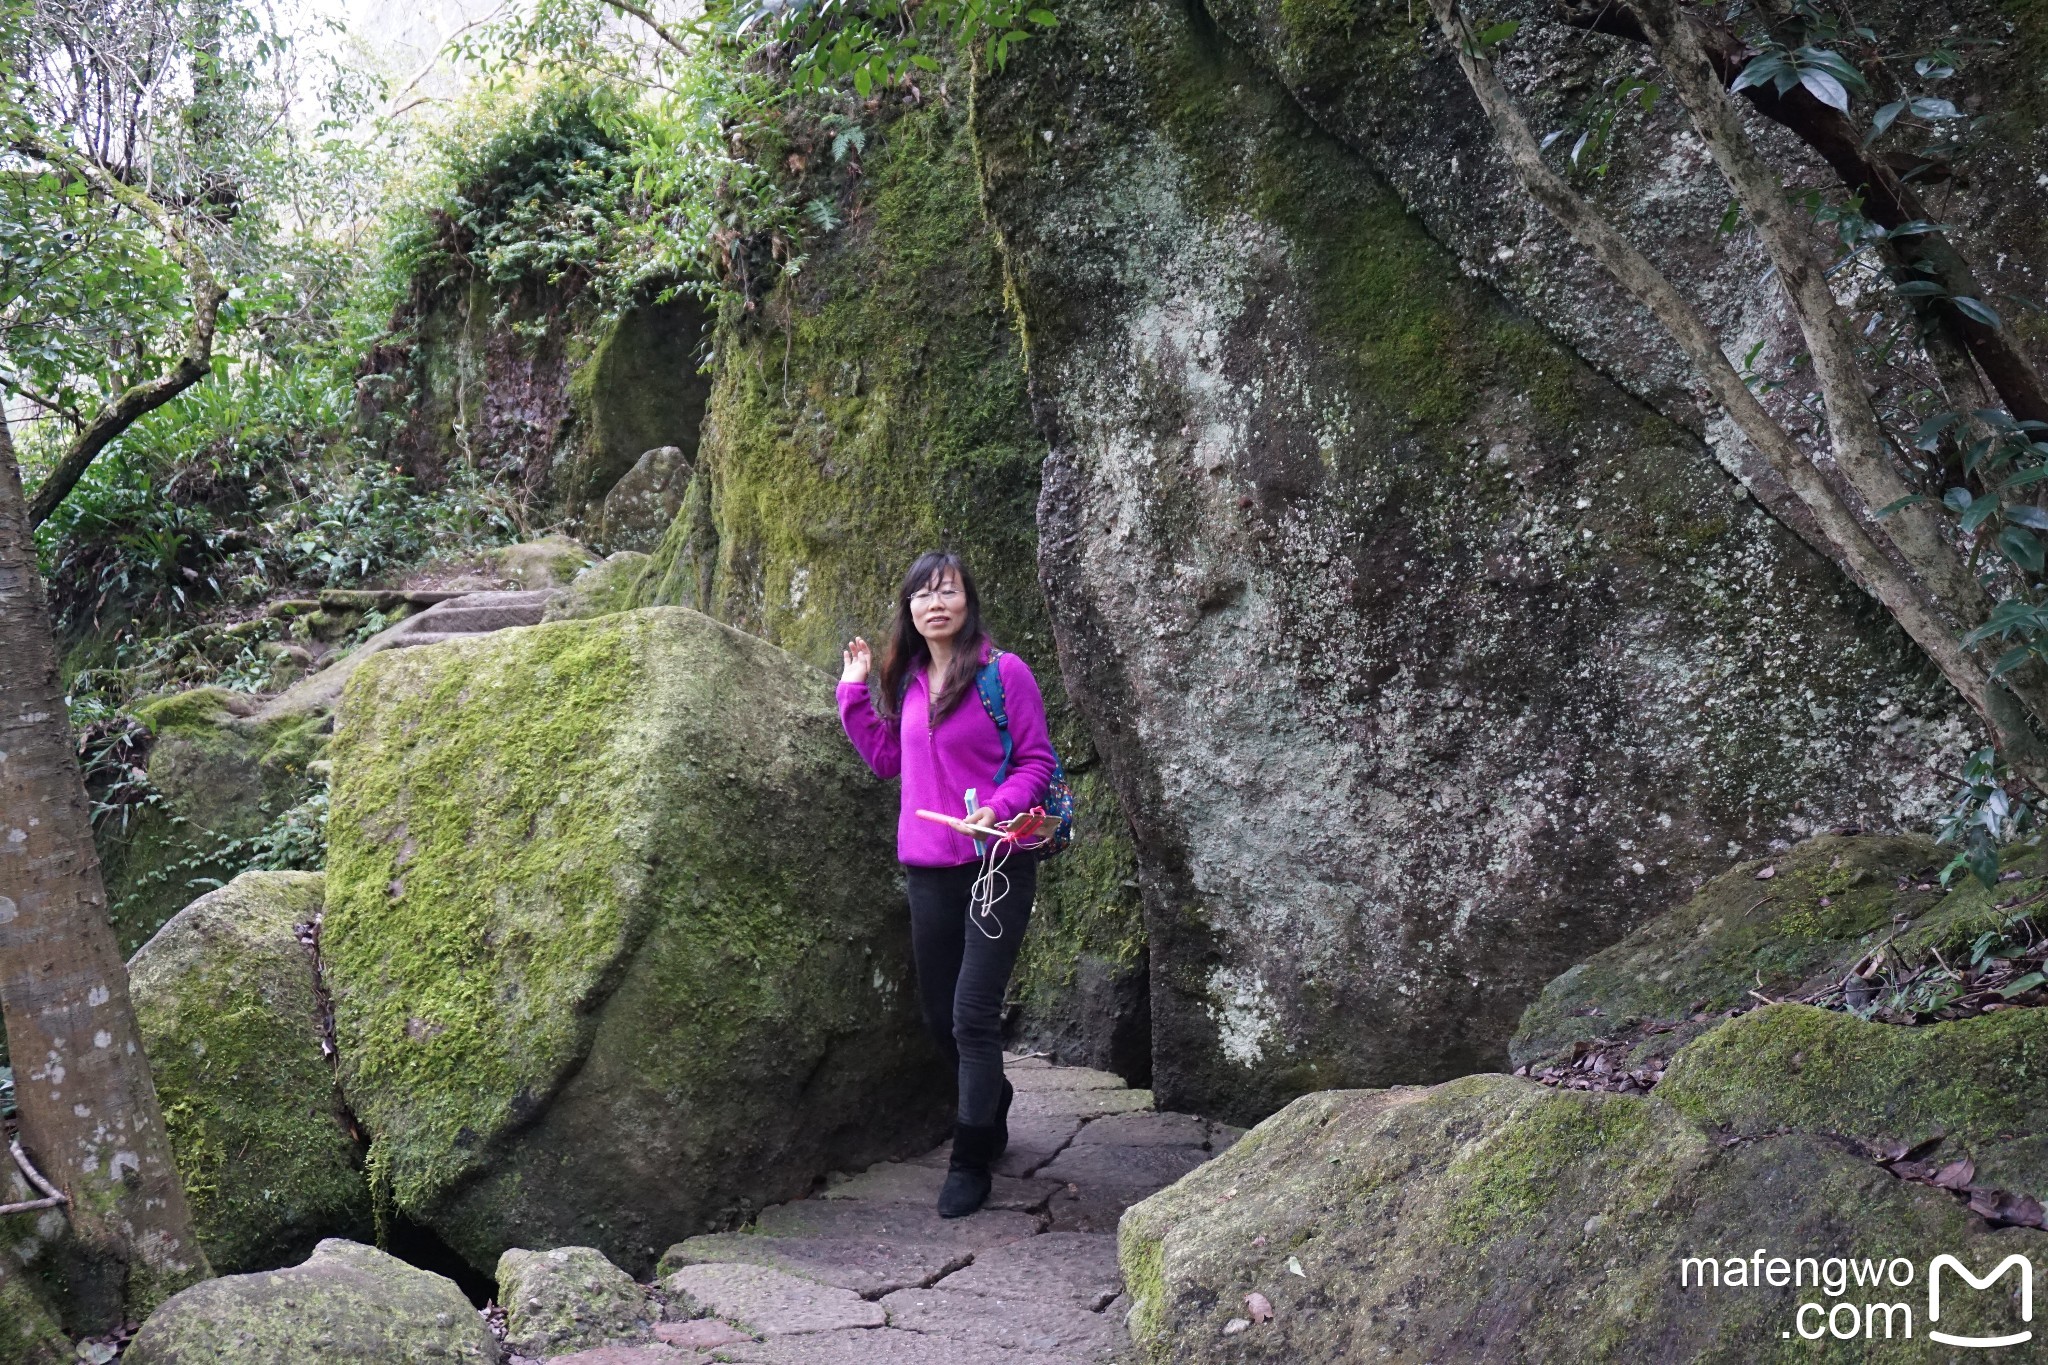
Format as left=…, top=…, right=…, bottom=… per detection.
left=1556, top=0, right=2048, bottom=430
left=1423, top=0, right=2048, bottom=785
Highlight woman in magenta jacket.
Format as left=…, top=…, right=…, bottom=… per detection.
left=839, top=550, right=1057, bottom=1217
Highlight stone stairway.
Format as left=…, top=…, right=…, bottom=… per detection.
left=382, top=590, right=555, bottom=650
left=515, top=1056, right=1237, bottom=1365
left=259, top=589, right=554, bottom=719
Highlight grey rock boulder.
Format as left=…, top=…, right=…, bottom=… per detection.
left=972, top=0, right=1965, bottom=1123
left=597, top=447, right=691, bottom=553
left=496, top=1247, right=652, bottom=1356
left=129, top=870, right=372, bottom=1273
left=124, top=1239, right=498, bottom=1364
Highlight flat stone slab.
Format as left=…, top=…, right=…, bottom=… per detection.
left=715, top=1326, right=1091, bottom=1364
left=656, top=1318, right=755, bottom=1348
left=661, top=1234, right=969, bottom=1299
left=754, top=1199, right=1039, bottom=1251
left=881, top=1284, right=1116, bottom=1356
left=823, top=1161, right=1060, bottom=1213
left=1037, top=1145, right=1211, bottom=1232
left=1070, top=1111, right=1207, bottom=1148
left=908, top=1114, right=1084, bottom=1179
left=1006, top=1066, right=1127, bottom=1093
left=937, top=1232, right=1121, bottom=1310
left=543, top=1348, right=692, bottom=1365
left=663, top=1264, right=884, bottom=1337
left=1209, top=1122, right=1245, bottom=1153
left=1012, top=1087, right=1155, bottom=1120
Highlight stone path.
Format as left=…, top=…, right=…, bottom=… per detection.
left=513, top=1056, right=1237, bottom=1365
left=258, top=589, right=554, bottom=719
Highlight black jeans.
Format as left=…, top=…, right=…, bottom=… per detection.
left=903, top=854, right=1038, bottom=1127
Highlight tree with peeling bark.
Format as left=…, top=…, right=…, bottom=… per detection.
left=0, top=408, right=210, bottom=1328
left=1425, top=0, right=2048, bottom=883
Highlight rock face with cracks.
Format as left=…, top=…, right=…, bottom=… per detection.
left=1119, top=1005, right=2048, bottom=1362
left=123, top=1238, right=499, bottom=1365
left=323, top=605, right=949, bottom=1275
left=970, top=0, right=1967, bottom=1122
left=128, top=870, right=371, bottom=1273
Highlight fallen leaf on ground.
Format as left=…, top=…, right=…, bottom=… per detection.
left=1287, top=1255, right=1306, bottom=1278
left=1222, top=1317, right=1251, bottom=1336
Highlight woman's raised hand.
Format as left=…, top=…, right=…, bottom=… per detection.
left=841, top=636, right=873, bottom=684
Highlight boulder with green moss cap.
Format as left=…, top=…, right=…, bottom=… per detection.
left=124, top=1239, right=497, bottom=1365
left=324, top=605, right=948, bottom=1277
left=0, top=1257, right=68, bottom=1365
left=128, top=870, right=372, bottom=1273
left=1120, top=1003, right=2048, bottom=1362
left=1510, top=833, right=2046, bottom=1072
left=496, top=1247, right=652, bottom=1356
left=95, top=688, right=328, bottom=956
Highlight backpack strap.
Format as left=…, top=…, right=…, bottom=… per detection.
left=975, top=650, right=1013, bottom=784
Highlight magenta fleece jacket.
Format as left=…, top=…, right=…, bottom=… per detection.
left=838, top=645, right=1058, bottom=868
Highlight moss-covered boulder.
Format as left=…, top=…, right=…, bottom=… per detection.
left=0, top=1257, right=67, bottom=1365
left=1121, top=1005, right=2048, bottom=1362
left=324, top=605, right=948, bottom=1275
left=1510, top=833, right=2048, bottom=1070
left=1511, top=835, right=1946, bottom=1068
left=128, top=870, right=371, bottom=1273
left=971, top=0, right=1966, bottom=1122
left=95, top=688, right=328, bottom=955
left=124, top=1239, right=498, bottom=1365
left=496, top=1246, right=652, bottom=1356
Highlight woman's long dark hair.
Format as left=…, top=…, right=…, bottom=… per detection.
left=877, top=550, right=987, bottom=723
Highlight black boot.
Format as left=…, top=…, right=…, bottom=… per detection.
left=994, top=1078, right=1015, bottom=1158
left=939, top=1122, right=999, bottom=1218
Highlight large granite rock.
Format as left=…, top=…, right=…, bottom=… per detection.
left=129, top=871, right=372, bottom=1272
left=1201, top=0, right=2048, bottom=492
left=971, top=0, right=1967, bottom=1121
left=323, top=606, right=950, bottom=1274
left=1120, top=1004, right=2048, bottom=1361
left=124, top=1239, right=498, bottom=1364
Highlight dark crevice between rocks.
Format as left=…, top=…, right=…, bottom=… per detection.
left=384, top=1212, right=497, bottom=1306
left=295, top=911, right=369, bottom=1157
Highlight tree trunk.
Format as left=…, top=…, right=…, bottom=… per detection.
left=0, top=411, right=209, bottom=1327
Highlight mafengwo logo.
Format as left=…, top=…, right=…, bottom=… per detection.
left=1678, top=1249, right=2034, bottom=1346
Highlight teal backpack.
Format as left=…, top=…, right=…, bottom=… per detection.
left=975, top=651, right=1076, bottom=856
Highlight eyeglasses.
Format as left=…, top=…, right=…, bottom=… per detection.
left=910, top=585, right=965, bottom=607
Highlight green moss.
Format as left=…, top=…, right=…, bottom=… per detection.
left=1117, top=1228, right=1169, bottom=1363
left=132, top=686, right=243, bottom=737
left=325, top=621, right=652, bottom=1212
left=1661, top=1003, right=2048, bottom=1169
left=130, top=871, right=373, bottom=1272
left=324, top=608, right=948, bottom=1270
left=0, top=1261, right=67, bottom=1365
left=1443, top=1087, right=1656, bottom=1243
left=1276, top=0, right=1357, bottom=44
left=100, top=696, right=331, bottom=956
